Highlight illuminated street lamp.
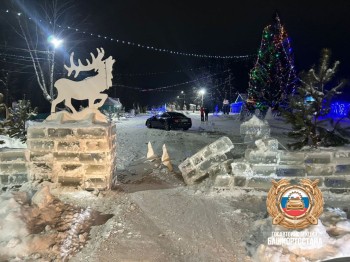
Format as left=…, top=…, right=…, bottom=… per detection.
left=47, top=35, right=63, bottom=48
left=199, top=89, right=205, bottom=106
left=181, top=90, right=186, bottom=109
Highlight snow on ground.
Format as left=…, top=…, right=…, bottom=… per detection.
left=1, top=112, right=350, bottom=261
left=0, top=135, right=26, bottom=148
left=254, top=207, right=350, bottom=262
left=114, top=112, right=293, bottom=170
left=72, top=112, right=350, bottom=262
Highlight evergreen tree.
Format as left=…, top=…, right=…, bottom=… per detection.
left=248, top=13, right=298, bottom=107
left=283, top=49, right=349, bottom=149
left=0, top=99, right=37, bottom=142
left=0, top=93, right=9, bottom=145
left=0, top=93, right=9, bottom=120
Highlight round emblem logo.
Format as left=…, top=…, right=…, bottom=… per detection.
left=267, top=179, right=323, bottom=229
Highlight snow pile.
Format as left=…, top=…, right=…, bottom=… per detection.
left=0, top=185, right=113, bottom=261
left=240, top=115, right=270, bottom=143
left=254, top=208, right=350, bottom=262
left=0, top=192, right=30, bottom=260
left=0, top=135, right=26, bottom=148
left=242, top=115, right=268, bottom=127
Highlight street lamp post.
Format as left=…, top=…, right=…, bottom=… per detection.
left=181, top=90, right=185, bottom=110
left=199, top=89, right=205, bottom=106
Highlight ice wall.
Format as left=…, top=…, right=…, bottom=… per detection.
left=224, top=137, right=350, bottom=193
left=0, top=149, right=28, bottom=189
left=26, top=122, right=116, bottom=190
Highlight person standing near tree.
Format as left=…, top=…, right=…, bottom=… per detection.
left=204, top=107, right=209, bottom=122
left=200, top=106, right=204, bottom=122
left=223, top=99, right=229, bottom=115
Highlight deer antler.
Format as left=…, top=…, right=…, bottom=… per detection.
left=64, top=48, right=105, bottom=78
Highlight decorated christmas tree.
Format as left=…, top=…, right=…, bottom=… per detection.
left=284, top=49, right=349, bottom=149
left=248, top=13, right=298, bottom=108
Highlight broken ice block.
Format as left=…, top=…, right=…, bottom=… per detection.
left=246, top=150, right=280, bottom=164
left=276, top=165, right=305, bottom=177
left=246, top=177, right=271, bottom=190
left=335, top=163, right=350, bottom=175
left=252, top=138, right=279, bottom=152
left=306, top=164, right=334, bottom=176
left=261, top=138, right=279, bottom=151
left=251, top=164, right=277, bottom=176
left=334, top=149, right=350, bottom=159
left=324, top=177, right=350, bottom=188
left=231, top=162, right=253, bottom=176
left=305, top=152, right=333, bottom=164
left=279, top=152, right=305, bottom=165
left=234, top=176, right=247, bottom=187
left=178, top=136, right=234, bottom=185
left=214, top=174, right=233, bottom=188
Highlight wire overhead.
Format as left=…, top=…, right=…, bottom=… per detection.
left=0, top=9, right=255, bottom=60
left=113, top=70, right=230, bottom=92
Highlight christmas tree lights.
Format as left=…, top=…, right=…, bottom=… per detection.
left=248, top=13, right=298, bottom=107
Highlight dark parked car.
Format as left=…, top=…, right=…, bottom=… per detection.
left=146, top=112, right=192, bottom=131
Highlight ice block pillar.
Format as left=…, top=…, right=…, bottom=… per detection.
left=26, top=122, right=116, bottom=190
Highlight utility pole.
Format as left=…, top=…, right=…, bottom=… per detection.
left=228, top=68, right=232, bottom=102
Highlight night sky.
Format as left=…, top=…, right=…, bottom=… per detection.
left=1, top=0, right=350, bottom=111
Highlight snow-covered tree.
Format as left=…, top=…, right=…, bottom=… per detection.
left=0, top=99, right=37, bottom=142
left=0, top=93, right=9, bottom=120
left=0, top=92, right=9, bottom=145
left=284, top=49, right=349, bottom=149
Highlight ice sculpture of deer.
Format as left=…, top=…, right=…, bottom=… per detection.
left=51, top=48, right=115, bottom=114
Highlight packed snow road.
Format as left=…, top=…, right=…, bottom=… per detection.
left=114, top=112, right=250, bottom=169
left=71, top=113, right=262, bottom=261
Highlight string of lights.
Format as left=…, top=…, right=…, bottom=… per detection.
left=113, top=70, right=229, bottom=92
left=1, top=9, right=255, bottom=60
left=115, top=66, right=212, bottom=77
left=330, top=102, right=350, bottom=117
left=0, top=51, right=216, bottom=79
left=0, top=44, right=213, bottom=77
